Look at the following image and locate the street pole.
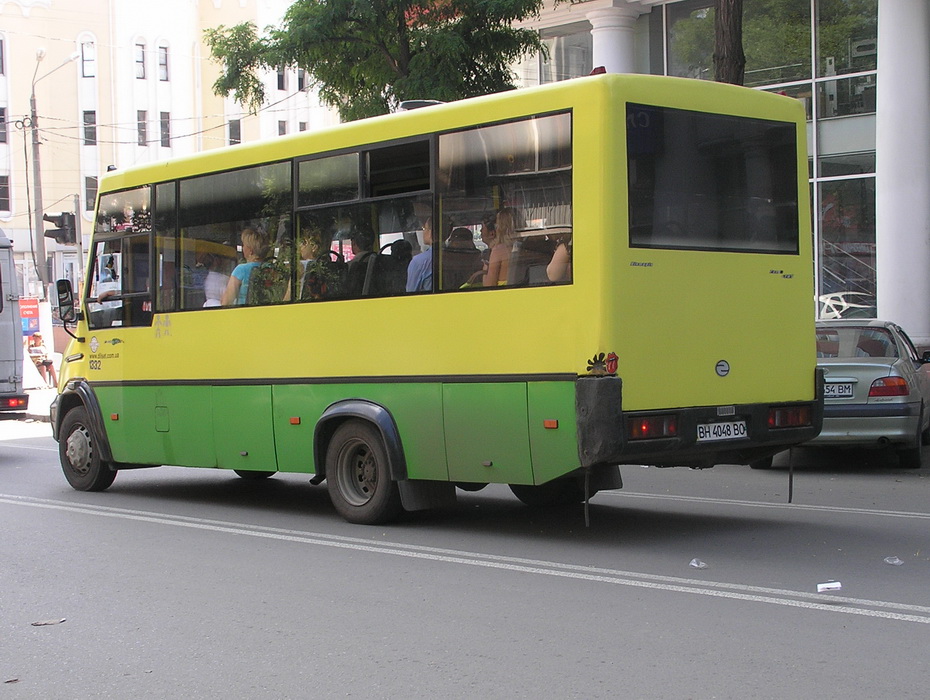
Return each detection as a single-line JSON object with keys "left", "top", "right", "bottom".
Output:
{"left": 30, "top": 90, "right": 47, "bottom": 295}
{"left": 73, "top": 193, "right": 84, "bottom": 294}
{"left": 29, "top": 49, "right": 81, "bottom": 299}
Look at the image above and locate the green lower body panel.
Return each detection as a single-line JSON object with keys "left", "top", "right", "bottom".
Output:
{"left": 92, "top": 378, "right": 581, "bottom": 486}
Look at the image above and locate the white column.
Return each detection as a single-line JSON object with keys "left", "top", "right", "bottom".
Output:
{"left": 586, "top": 7, "right": 639, "bottom": 74}
{"left": 875, "top": 0, "right": 930, "bottom": 343}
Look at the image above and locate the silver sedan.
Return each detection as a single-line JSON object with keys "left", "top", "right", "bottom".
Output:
{"left": 809, "top": 319, "right": 930, "bottom": 468}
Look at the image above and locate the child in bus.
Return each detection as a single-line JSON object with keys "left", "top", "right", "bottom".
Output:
{"left": 221, "top": 228, "right": 270, "bottom": 306}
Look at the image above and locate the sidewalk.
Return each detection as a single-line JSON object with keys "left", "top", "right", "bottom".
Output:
{"left": 24, "top": 387, "right": 56, "bottom": 423}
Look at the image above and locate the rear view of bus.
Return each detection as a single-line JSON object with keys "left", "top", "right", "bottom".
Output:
{"left": 599, "top": 77, "right": 821, "bottom": 469}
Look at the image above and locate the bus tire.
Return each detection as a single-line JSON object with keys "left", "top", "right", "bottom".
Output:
{"left": 59, "top": 406, "right": 116, "bottom": 492}
{"left": 509, "top": 479, "right": 586, "bottom": 507}
{"left": 326, "top": 419, "right": 402, "bottom": 525}
{"left": 233, "top": 470, "right": 275, "bottom": 480}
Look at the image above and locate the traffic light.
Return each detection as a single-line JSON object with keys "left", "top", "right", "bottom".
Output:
{"left": 43, "top": 212, "right": 76, "bottom": 245}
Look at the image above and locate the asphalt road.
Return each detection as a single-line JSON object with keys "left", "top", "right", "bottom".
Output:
{"left": 1, "top": 421, "right": 929, "bottom": 699}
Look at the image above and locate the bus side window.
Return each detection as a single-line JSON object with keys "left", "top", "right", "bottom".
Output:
{"left": 437, "top": 112, "right": 573, "bottom": 292}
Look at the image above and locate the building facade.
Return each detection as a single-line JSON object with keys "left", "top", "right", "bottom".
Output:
{"left": 1, "top": 0, "right": 926, "bottom": 343}
{"left": 0, "top": 0, "right": 336, "bottom": 300}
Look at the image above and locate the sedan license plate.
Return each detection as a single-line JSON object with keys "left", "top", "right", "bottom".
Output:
{"left": 697, "top": 421, "right": 747, "bottom": 442}
{"left": 824, "top": 382, "right": 854, "bottom": 398}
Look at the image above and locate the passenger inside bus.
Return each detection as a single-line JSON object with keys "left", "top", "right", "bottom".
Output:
{"left": 406, "top": 218, "right": 433, "bottom": 292}
{"left": 198, "top": 251, "right": 233, "bottom": 307}
{"left": 484, "top": 207, "right": 523, "bottom": 287}
{"left": 221, "top": 228, "right": 270, "bottom": 306}
{"left": 345, "top": 227, "right": 377, "bottom": 296}
{"left": 546, "top": 235, "right": 572, "bottom": 283}
{"left": 441, "top": 227, "right": 482, "bottom": 290}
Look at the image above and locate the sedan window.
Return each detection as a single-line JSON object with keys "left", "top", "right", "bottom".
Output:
{"left": 816, "top": 327, "right": 898, "bottom": 358}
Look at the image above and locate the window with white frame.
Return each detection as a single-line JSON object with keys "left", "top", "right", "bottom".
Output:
{"left": 160, "top": 112, "right": 170, "bottom": 147}
{"left": 137, "top": 110, "right": 147, "bottom": 146}
{"left": 81, "top": 41, "right": 96, "bottom": 78}
{"left": 158, "top": 46, "right": 169, "bottom": 81}
{"left": 135, "top": 43, "right": 146, "bottom": 79}
{"left": 0, "top": 176, "right": 10, "bottom": 212}
{"left": 83, "top": 111, "right": 97, "bottom": 146}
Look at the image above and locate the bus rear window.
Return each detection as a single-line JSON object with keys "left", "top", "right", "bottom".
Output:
{"left": 627, "top": 103, "right": 799, "bottom": 254}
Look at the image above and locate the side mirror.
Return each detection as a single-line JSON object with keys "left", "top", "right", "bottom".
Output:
{"left": 56, "top": 279, "right": 76, "bottom": 323}
{"left": 921, "top": 350, "right": 930, "bottom": 364}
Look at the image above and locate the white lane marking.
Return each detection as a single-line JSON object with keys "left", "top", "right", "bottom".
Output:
{"left": 602, "top": 491, "right": 930, "bottom": 521}
{"left": 3, "top": 494, "right": 929, "bottom": 625}
{"left": 0, "top": 442, "right": 58, "bottom": 452}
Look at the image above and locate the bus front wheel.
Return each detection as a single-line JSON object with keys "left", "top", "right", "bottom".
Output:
{"left": 326, "top": 420, "right": 402, "bottom": 525}
{"left": 59, "top": 406, "right": 116, "bottom": 492}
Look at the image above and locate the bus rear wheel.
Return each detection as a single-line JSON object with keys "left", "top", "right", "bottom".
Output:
{"left": 59, "top": 406, "right": 116, "bottom": 492}
{"left": 326, "top": 420, "right": 402, "bottom": 525}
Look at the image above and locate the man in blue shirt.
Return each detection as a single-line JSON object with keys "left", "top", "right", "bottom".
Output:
{"left": 405, "top": 218, "right": 433, "bottom": 292}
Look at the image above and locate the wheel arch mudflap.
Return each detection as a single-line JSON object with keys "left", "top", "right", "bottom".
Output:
{"left": 313, "top": 398, "right": 456, "bottom": 512}
{"left": 53, "top": 379, "right": 116, "bottom": 465}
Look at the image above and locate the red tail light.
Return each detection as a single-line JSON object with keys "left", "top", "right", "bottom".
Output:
{"left": 767, "top": 405, "right": 812, "bottom": 428}
{"left": 0, "top": 397, "right": 27, "bottom": 409}
{"left": 627, "top": 415, "right": 678, "bottom": 440}
{"left": 869, "top": 376, "right": 909, "bottom": 397}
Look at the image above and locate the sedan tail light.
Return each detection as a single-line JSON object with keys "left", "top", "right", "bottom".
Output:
{"left": 868, "top": 376, "right": 909, "bottom": 397}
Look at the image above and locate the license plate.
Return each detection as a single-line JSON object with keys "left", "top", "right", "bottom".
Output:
{"left": 824, "top": 382, "right": 854, "bottom": 398}
{"left": 697, "top": 421, "right": 747, "bottom": 442}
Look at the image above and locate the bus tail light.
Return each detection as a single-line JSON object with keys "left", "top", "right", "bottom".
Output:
{"left": 627, "top": 415, "right": 678, "bottom": 440}
{"left": 767, "top": 405, "right": 812, "bottom": 428}
{"left": 869, "top": 376, "right": 909, "bottom": 397}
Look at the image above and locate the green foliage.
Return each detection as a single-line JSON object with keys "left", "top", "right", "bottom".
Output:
{"left": 205, "top": 0, "right": 546, "bottom": 121}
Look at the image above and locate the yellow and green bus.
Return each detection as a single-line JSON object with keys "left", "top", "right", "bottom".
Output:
{"left": 52, "top": 74, "right": 822, "bottom": 524}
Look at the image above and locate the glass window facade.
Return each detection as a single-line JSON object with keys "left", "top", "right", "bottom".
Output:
{"left": 657, "top": 0, "right": 877, "bottom": 315}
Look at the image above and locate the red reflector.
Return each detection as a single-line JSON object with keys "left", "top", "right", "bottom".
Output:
{"left": 869, "top": 376, "right": 909, "bottom": 397}
{"left": 628, "top": 415, "right": 678, "bottom": 440}
{"left": 542, "top": 419, "right": 559, "bottom": 429}
{"left": 290, "top": 416, "right": 301, "bottom": 425}
{"left": 767, "top": 406, "right": 812, "bottom": 428}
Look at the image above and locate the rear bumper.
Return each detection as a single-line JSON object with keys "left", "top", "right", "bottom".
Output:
{"left": 808, "top": 401, "right": 920, "bottom": 447}
{"left": 0, "top": 393, "right": 29, "bottom": 420}
{"left": 576, "top": 370, "right": 824, "bottom": 468}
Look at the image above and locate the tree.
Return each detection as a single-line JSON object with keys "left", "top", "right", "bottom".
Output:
{"left": 205, "top": 0, "right": 547, "bottom": 122}
{"left": 713, "top": 0, "right": 745, "bottom": 85}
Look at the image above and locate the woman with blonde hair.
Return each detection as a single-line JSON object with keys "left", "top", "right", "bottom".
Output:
{"left": 483, "top": 207, "right": 524, "bottom": 287}
{"left": 221, "top": 228, "right": 270, "bottom": 306}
